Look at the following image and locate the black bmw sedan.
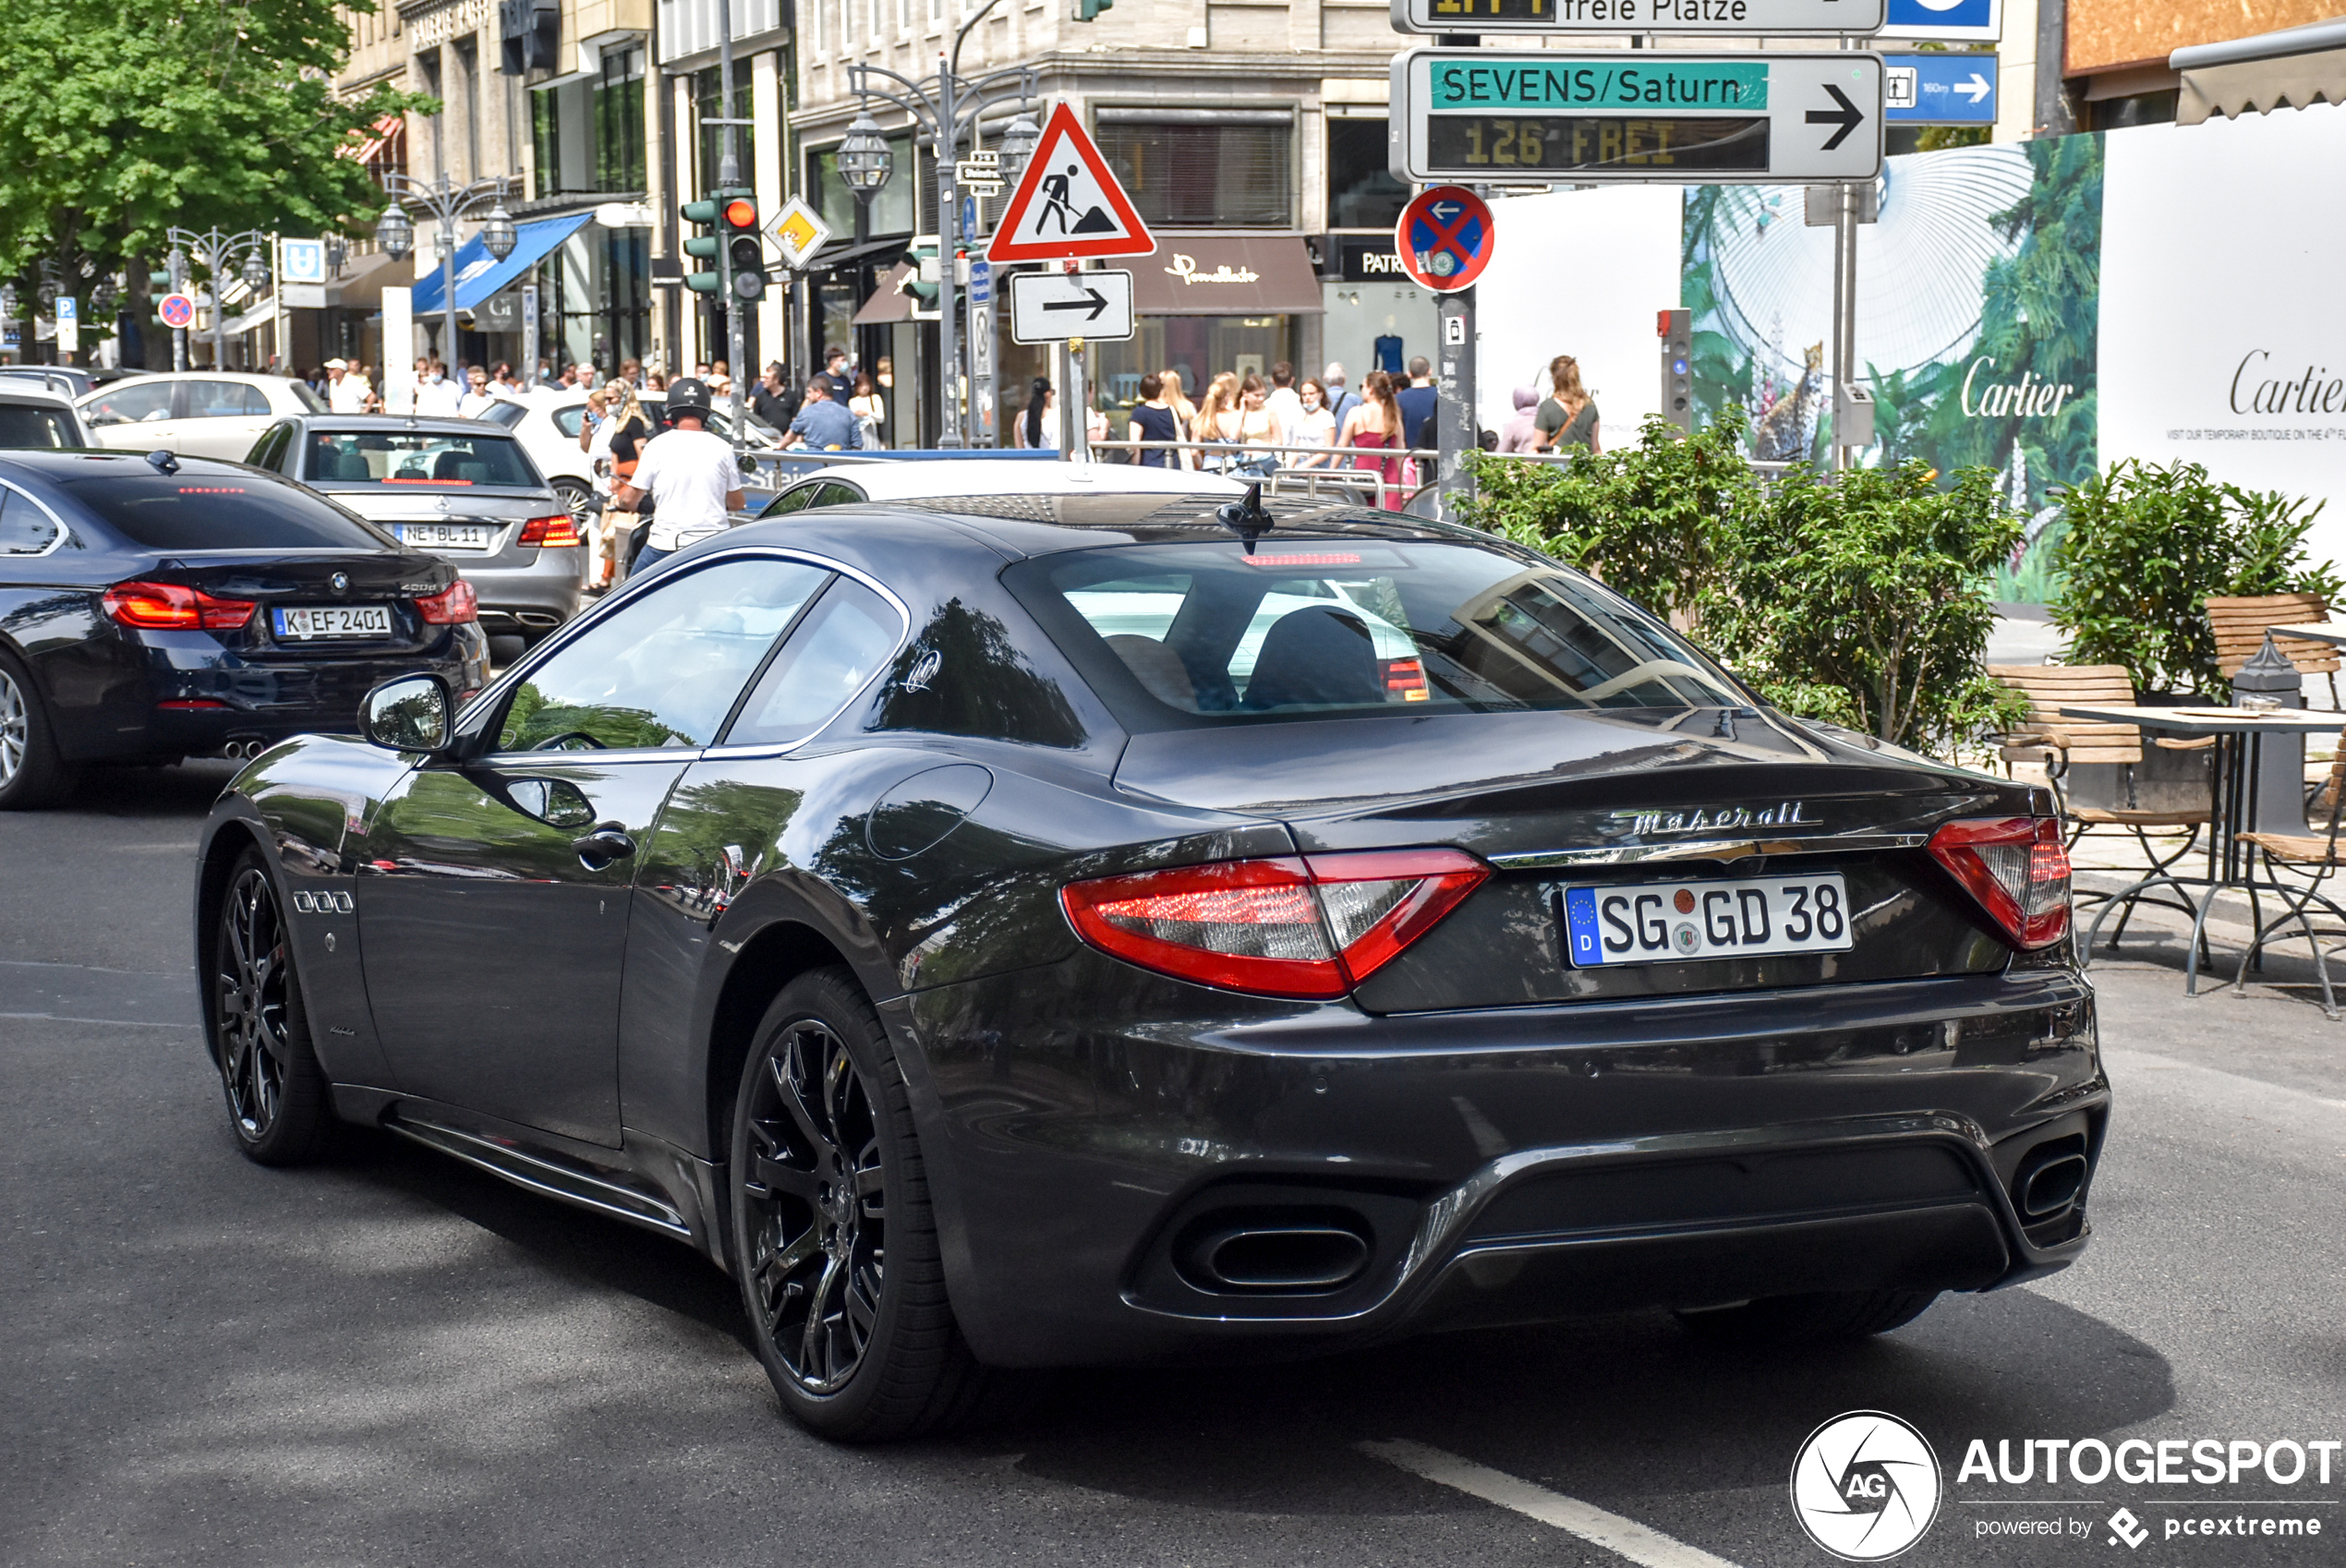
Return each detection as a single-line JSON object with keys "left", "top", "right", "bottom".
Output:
{"left": 194, "top": 494, "right": 2105, "bottom": 1441}
{"left": 0, "top": 449, "right": 491, "bottom": 807}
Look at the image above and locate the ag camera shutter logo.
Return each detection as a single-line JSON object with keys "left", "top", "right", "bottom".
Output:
{"left": 1791, "top": 1411, "right": 1942, "bottom": 1561}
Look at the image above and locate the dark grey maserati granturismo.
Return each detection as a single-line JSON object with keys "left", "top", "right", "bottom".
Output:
{"left": 193, "top": 489, "right": 2105, "bottom": 1441}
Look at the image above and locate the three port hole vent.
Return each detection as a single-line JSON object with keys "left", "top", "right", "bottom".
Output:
{"left": 1173, "top": 1208, "right": 1374, "bottom": 1295}
{"left": 2011, "top": 1133, "right": 2090, "bottom": 1224}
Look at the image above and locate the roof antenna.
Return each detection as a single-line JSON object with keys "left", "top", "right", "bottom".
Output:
{"left": 1215, "top": 482, "right": 1274, "bottom": 554}
{"left": 146, "top": 450, "right": 178, "bottom": 475}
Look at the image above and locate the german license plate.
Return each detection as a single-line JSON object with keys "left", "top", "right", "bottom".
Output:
{"left": 274, "top": 605, "right": 393, "bottom": 640}
{"left": 395, "top": 524, "right": 493, "bottom": 549}
{"left": 1560, "top": 874, "right": 1854, "bottom": 967}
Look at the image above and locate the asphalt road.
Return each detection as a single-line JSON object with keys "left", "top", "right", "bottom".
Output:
{"left": 5, "top": 761, "right": 2343, "bottom": 1568}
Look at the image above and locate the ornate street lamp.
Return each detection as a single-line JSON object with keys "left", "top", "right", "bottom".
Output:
{"left": 838, "top": 112, "right": 894, "bottom": 199}
{"left": 481, "top": 202, "right": 519, "bottom": 262}
{"left": 997, "top": 111, "right": 1041, "bottom": 189}
{"left": 241, "top": 250, "right": 270, "bottom": 291}
{"left": 323, "top": 235, "right": 348, "bottom": 276}
{"left": 375, "top": 201, "right": 415, "bottom": 261}
{"left": 0, "top": 283, "right": 16, "bottom": 320}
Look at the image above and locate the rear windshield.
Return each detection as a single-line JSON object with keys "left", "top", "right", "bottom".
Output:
{"left": 1011, "top": 539, "right": 1747, "bottom": 724}
{"left": 303, "top": 430, "right": 540, "bottom": 488}
{"left": 61, "top": 475, "right": 395, "bottom": 550}
{"left": 0, "top": 404, "right": 80, "bottom": 450}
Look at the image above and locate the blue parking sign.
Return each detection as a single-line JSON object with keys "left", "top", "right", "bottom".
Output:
{"left": 1885, "top": 53, "right": 1999, "bottom": 124}
{"left": 1883, "top": 0, "right": 2001, "bottom": 42}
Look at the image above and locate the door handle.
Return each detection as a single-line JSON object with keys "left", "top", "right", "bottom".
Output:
{"left": 570, "top": 826, "right": 635, "bottom": 869}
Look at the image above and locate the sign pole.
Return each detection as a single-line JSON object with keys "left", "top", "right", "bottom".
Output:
{"left": 1435, "top": 286, "right": 1474, "bottom": 516}
{"left": 1832, "top": 180, "right": 1857, "bottom": 470}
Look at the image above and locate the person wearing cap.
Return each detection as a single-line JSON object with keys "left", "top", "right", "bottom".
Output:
{"left": 611, "top": 376, "right": 743, "bottom": 577}
{"left": 325, "top": 359, "right": 366, "bottom": 415}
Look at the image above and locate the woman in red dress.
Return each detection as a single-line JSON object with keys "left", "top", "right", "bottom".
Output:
{"left": 1339, "top": 369, "right": 1406, "bottom": 509}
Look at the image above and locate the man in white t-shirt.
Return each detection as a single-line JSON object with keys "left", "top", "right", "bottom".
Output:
{"left": 1264, "top": 360, "right": 1304, "bottom": 449}
{"left": 414, "top": 357, "right": 463, "bottom": 417}
{"left": 612, "top": 378, "right": 742, "bottom": 576}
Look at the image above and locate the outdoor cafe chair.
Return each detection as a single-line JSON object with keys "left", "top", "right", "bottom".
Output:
{"left": 2233, "top": 727, "right": 2346, "bottom": 1020}
{"left": 1989, "top": 662, "right": 2213, "bottom": 954}
{"left": 2207, "top": 594, "right": 2338, "bottom": 708}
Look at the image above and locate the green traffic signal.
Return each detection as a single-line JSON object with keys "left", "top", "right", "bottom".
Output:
{"left": 682, "top": 193, "right": 726, "bottom": 295}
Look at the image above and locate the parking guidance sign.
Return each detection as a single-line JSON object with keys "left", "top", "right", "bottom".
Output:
{"left": 1391, "top": 49, "right": 1884, "bottom": 184}
{"left": 1391, "top": 0, "right": 1883, "bottom": 36}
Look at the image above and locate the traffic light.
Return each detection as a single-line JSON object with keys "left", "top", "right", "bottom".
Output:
{"left": 682, "top": 194, "right": 724, "bottom": 295}
{"left": 1658, "top": 308, "right": 1693, "bottom": 435}
{"left": 1071, "top": 0, "right": 1112, "bottom": 19}
{"left": 722, "top": 195, "right": 766, "bottom": 302}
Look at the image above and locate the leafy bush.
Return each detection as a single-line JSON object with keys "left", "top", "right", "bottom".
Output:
{"left": 1459, "top": 410, "right": 1760, "bottom": 626}
{"left": 1699, "top": 461, "right": 2027, "bottom": 753}
{"left": 2050, "top": 460, "right": 2340, "bottom": 697}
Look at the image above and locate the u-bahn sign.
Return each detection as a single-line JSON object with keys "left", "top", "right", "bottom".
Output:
{"left": 1390, "top": 49, "right": 1884, "bottom": 184}
{"left": 1391, "top": 0, "right": 1884, "bottom": 36}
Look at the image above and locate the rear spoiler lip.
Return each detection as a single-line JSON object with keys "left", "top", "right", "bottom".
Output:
{"left": 1488, "top": 830, "right": 1934, "bottom": 871}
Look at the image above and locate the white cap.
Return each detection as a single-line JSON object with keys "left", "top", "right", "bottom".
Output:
{"left": 323, "top": 357, "right": 348, "bottom": 369}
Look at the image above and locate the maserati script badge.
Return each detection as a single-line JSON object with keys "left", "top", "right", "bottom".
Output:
{"left": 1612, "top": 801, "right": 1813, "bottom": 837}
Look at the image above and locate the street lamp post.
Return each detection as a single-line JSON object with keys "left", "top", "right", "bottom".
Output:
{"left": 164, "top": 227, "right": 272, "bottom": 371}
{"left": 373, "top": 173, "right": 518, "bottom": 370}
{"left": 844, "top": 0, "right": 1036, "bottom": 448}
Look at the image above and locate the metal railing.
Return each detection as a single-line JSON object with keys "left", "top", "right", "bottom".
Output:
{"left": 1085, "top": 438, "right": 1444, "bottom": 512}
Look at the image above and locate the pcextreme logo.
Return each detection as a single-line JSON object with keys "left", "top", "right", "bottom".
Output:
{"left": 1792, "top": 1411, "right": 1944, "bottom": 1561}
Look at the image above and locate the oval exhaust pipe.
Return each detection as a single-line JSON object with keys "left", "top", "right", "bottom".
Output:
{"left": 2020, "top": 1153, "right": 2089, "bottom": 1219}
{"left": 1185, "top": 1224, "right": 1371, "bottom": 1293}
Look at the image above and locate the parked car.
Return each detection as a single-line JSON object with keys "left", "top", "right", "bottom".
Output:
{"left": 0, "top": 365, "right": 98, "bottom": 400}
{"left": 0, "top": 385, "right": 90, "bottom": 449}
{"left": 753, "top": 455, "right": 1244, "bottom": 518}
{"left": 480, "top": 391, "right": 781, "bottom": 522}
{"left": 243, "top": 415, "right": 585, "bottom": 644}
{"left": 194, "top": 492, "right": 2103, "bottom": 1442}
{"left": 77, "top": 372, "right": 327, "bottom": 461}
{"left": 0, "top": 449, "right": 490, "bottom": 808}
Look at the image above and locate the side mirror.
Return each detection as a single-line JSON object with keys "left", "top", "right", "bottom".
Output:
{"left": 360, "top": 673, "right": 453, "bottom": 754}
{"left": 740, "top": 452, "right": 759, "bottom": 474}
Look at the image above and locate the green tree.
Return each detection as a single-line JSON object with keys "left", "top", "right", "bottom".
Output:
{"left": 1459, "top": 409, "right": 1761, "bottom": 626}
{"left": 2050, "top": 459, "right": 2340, "bottom": 697}
{"left": 1699, "top": 461, "right": 2026, "bottom": 752}
{"left": 0, "top": 0, "right": 431, "bottom": 364}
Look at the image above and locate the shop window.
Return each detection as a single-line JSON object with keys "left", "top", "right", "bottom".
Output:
{"left": 597, "top": 47, "right": 647, "bottom": 193}
{"left": 1095, "top": 122, "right": 1292, "bottom": 229}
{"left": 531, "top": 47, "right": 643, "bottom": 197}
{"left": 1327, "top": 116, "right": 1408, "bottom": 231}
{"left": 805, "top": 136, "right": 928, "bottom": 240}
{"left": 696, "top": 67, "right": 755, "bottom": 187}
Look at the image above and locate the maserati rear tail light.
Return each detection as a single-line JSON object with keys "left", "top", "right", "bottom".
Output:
{"left": 415, "top": 579, "right": 478, "bottom": 624}
{"left": 102, "top": 580, "right": 256, "bottom": 631}
{"left": 1928, "top": 816, "right": 2071, "bottom": 949}
{"left": 517, "top": 514, "right": 580, "bottom": 547}
{"left": 1059, "top": 850, "right": 1489, "bottom": 999}
{"left": 1384, "top": 657, "right": 1430, "bottom": 702}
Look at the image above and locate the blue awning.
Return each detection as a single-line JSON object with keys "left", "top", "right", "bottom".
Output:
{"left": 410, "top": 211, "right": 593, "bottom": 316}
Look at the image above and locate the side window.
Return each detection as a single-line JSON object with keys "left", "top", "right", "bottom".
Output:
{"left": 0, "top": 488, "right": 62, "bottom": 555}
{"left": 811, "top": 482, "right": 865, "bottom": 508}
{"left": 723, "top": 580, "right": 902, "bottom": 748}
{"left": 83, "top": 381, "right": 175, "bottom": 427}
{"left": 246, "top": 422, "right": 293, "bottom": 469}
{"left": 239, "top": 384, "right": 273, "bottom": 416}
{"left": 188, "top": 381, "right": 253, "bottom": 418}
{"left": 757, "top": 484, "right": 820, "bottom": 518}
{"left": 497, "top": 559, "right": 832, "bottom": 753}
{"left": 552, "top": 406, "right": 586, "bottom": 439}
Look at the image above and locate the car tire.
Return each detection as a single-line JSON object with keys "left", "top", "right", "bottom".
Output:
{"left": 212, "top": 850, "right": 336, "bottom": 1166}
{"left": 729, "top": 966, "right": 1007, "bottom": 1442}
{"left": 551, "top": 476, "right": 594, "bottom": 524}
{"left": 1675, "top": 1289, "right": 1941, "bottom": 1345}
{"left": 0, "top": 646, "right": 79, "bottom": 810}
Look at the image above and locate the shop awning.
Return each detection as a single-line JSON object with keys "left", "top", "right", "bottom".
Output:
{"left": 1128, "top": 236, "right": 1324, "bottom": 317}
{"left": 2174, "top": 18, "right": 2346, "bottom": 125}
{"left": 411, "top": 212, "right": 593, "bottom": 316}
{"left": 325, "top": 249, "right": 402, "bottom": 311}
{"left": 342, "top": 114, "right": 405, "bottom": 164}
{"left": 852, "top": 262, "right": 918, "bottom": 325}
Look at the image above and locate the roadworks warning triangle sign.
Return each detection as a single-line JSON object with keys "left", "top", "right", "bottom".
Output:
{"left": 986, "top": 103, "right": 1155, "bottom": 264}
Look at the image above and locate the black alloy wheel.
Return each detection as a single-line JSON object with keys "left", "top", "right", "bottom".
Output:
{"left": 0, "top": 648, "right": 78, "bottom": 810}
{"left": 730, "top": 968, "right": 1001, "bottom": 1441}
{"left": 212, "top": 851, "right": 333, "bottom": 1164}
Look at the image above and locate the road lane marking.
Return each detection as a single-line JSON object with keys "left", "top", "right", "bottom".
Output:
{"left": 1359, "top": 1439, "right": 1742, "bottom": 1568}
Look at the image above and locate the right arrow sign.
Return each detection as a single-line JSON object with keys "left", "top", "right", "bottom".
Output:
{"left": 1009, "top": 269, "right": 1136, "bottom": 344}
{"left": 1390, "top": 50, "right": 1884, "bottom": 184}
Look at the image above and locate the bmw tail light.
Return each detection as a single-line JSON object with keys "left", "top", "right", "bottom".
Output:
{"left": 1059, "top": 850, "right": 1489, "bottom": 999}
{"left": 415, "top": 579, "right": 478, "bottom": 624}
{"left": 517, "top": 514, "right": 580, "bottom": 547}
{"left": 102, "top": 579, "right": 256, "bottom": 631}
{"left": 1927, "top": 817, "right": 2071, "bottom": 949}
